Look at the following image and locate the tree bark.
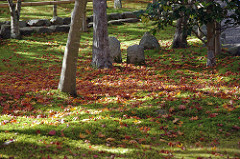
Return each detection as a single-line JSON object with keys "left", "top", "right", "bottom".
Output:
{"left": 214, "top": 22, "right": 221, "bottom": 56}
{"left": 58, "top": 0, "right": 87, "bottom": 96}
{"left": 206, "top": 0, "right": 216, "bottom": 67}
{"left": 82, "top": 0, "right": 88, "bottom": 32}
{"left": 206, "top": 21, "right": 216, "bottom": 67}
{"left": 7, "top": 0, "right": 21, "bottom": 39}
{"left": 92, "top": 0, "right": 112, "bottom": 69}
{"left": 172, "top": 16, "right": 188, "bottom": 48}
{"left": 114, "top": 0, "right": 122, "bottom": 9}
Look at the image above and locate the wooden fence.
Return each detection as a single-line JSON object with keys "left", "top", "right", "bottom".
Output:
{"left": 0, "top": 0, "right": 92, "bottom": 8}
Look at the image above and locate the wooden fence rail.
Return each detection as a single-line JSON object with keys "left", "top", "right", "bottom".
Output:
{"left": 0, "top": 0, "right": 92, "bottom": 8}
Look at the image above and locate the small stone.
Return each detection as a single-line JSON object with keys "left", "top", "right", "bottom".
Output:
{"left": 109, "top": 36, "right": 122, "bottom": 63}
{"left": 139, "top": 32, "right": 160, "bottom": 50}
{"left": 127, "top": 44, "right": 145, "bottom": 65}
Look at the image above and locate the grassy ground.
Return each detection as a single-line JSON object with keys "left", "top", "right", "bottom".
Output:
{"left": 1, "top": 1, "right": 240, "bottom": 159}
{"left": 0, "top": 0, "right": 150, "bottom": 21}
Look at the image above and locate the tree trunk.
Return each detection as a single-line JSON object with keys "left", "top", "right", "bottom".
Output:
{"left": 7, "top": 0, "right": 21, "bottom": 39}
{"left": 206, "top": 0, "right": 216, "bottom": 67}
{"left": 82, "top": 0, "right": 88, "bottom": 32}
{"left": 214, "top": 22, "right": 221, "bottom": 56}
{"left": 114, "top": 0, "right": 122, "bottom": 9}
{"left": 92, "top": 0, "right": 112, "bottom": 69}
{"left": 206, "top": 21, "right": 216, "bottom": 67}
{"left": 58, "top": 0, "right": 87, "bottom": 96}
{"left": 172, "top": 16, "right": 188, "bottom": 48}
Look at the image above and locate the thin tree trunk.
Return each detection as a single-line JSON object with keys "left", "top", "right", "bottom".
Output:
{"left": 7, "top": 0, "right": 21, "bottom": 39}
{"left": 58, "top": 0, "right": 87, "bottom": 96}
{"left": 82, "top": 0, "right": 88, "bottom": 32}
{"left": 206, "top": 21, "right": 216, "bottom": 67}
{"left": 92, "top": 0, "right": 112, "bottom": 69}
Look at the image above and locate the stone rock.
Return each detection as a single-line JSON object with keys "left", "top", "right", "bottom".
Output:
{"left": 109, "top": 36, "right": 122, "bottom": 63}
{"left": 35, "top": 27, "right": 53, "bottom": 34}
{"left": 87, "top": 22, "right": 93, "bottom": 28}
{"left": 139, "top": 32, "right": 160, "bottom": 50}
{"left": 107, "top": 13, "right": 122, "bottom": 21}
{"left": 224, "top": 44, "right": 240, "bottom": 56}
{"left": 0, "top": 25, "right": 11, "bottom": 39}
{"left": 27, "top": 19, "right": 51, "bottom": 26}
{"left": 50, "top": 16, "right": 63, "bottom": 25}
{"left": 132, "top": 10, "right": 142, "bottom": 18}
{"left": 50, "top": 25, "right": 70, "bottom": 33}
{"left": 20, "top": 27, "right": 36, "bottom": 36}
{"left": 63, "top": 17, "right": 71, "bottom": 25}
{"left": 108, "top": 20, "right": 124, "bottom": 25}
{"left": 19, "top": 20, "right": 27, "bottom": 28}
{"left": 121, "top": 12, "right": 137, "bottom": 19}
{"left": 118, "top": 18, "right": 140, "bottom": 23}
{"left": 87, "top": 16, "right": 93, "bottom": 23}
{"left": 127, "top": 44, "right": 145, "bottom": 65}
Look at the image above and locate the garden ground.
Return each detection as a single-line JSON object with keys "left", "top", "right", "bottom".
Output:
{"left": 0, "top": 0, "right": 240, "bottom": 158}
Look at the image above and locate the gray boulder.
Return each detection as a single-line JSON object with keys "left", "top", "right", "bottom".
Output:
{"left": 50, "top": 16, "right": 63, "bottom": 25}
{"left": 27, "top": 19, "right": 51, "bottom": 26}
{"left": 0, "top": 25, "right": 11, "bottom": 39}
{"left": 119, "top": 18, "right": 140, "bottom": 23}
{"left": 63, "top": 17, "right": 71, "bottom": 25}
{"left": 109, "top": 36, "right": 122, "bottom": 63}
{"left": 224, "top": 44, "right": 240, "bottom": 56}
{"left": 87, "top": 16, "right": 93, "bottom": 23}
{"left": 127, "top": 44, "right": 145, "bottom": 65}
{"left": 49, "top": 25, "right": 70, "bottom": 33}
{"left": 19, "top": 20, "right": 27, "bottom": 28}
{"left": 121, "top": 12, "right": 137, "bottom": 19}
{"left": 20, "top": 27, "right": 36, "bottom": 36}
{"left": 108, "top": 20, "right": 124, "bottom": 25}
{"left": 139, "top": 32, "right": 160, "bottom": 50}
{"left": 35, "top": 27, "right": 53, "bottom": 34}
{"left": 107, "top": 13, "right": 122, "bottom": 21}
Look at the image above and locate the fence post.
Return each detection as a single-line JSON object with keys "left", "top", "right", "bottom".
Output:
{"left": 53, "top": 0, "right": 57, "bottom": 17}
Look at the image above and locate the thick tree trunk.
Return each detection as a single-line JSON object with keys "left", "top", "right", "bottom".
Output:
{"left": 92, "top": 0, "right": 112, "bottom": 69}
{"left": 114, "top": 0, "right": 122, "bottom": 9}
{"left": 7, "top": 0, "right": 21, "bottom": 39}
{"left": 58, "top": 0, "right": 87, "bottom": 96}
{"left": 172, "top": 16, "right": 188, "bottom": 48}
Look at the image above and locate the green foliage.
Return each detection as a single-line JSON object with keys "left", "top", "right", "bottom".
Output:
{"left": 142, "top": 0, "right": 240, "bottom": 35}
